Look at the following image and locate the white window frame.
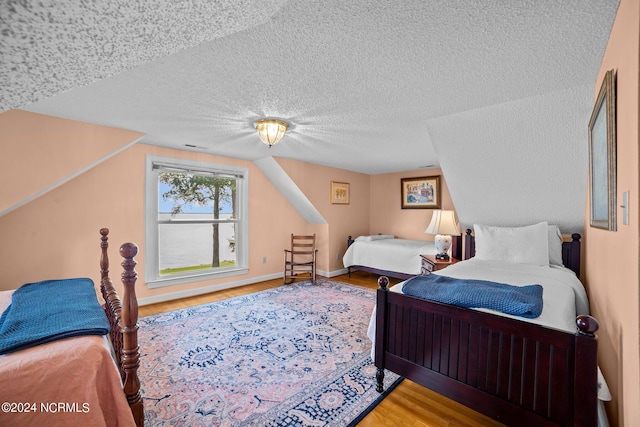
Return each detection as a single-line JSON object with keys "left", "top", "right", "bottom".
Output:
{"left": 145, "top": 155, "right": 249, "bottom": 288}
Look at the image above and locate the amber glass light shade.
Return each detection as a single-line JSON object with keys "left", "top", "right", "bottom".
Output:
{"left": 254, "top": 119, "right": 289, "bottom": 146}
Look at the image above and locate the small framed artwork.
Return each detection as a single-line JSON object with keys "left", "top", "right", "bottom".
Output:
{"left": 588, "top": 69, "right": 617, "bottom": 231}
{"left": 330, "top": 181, "right": 350, "bottom": 204}
{"left": 401, "top": 175, "right": 441, "bottom": 209}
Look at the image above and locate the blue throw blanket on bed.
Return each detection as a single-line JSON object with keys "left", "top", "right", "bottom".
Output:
{"left": 0, "top": 278, "right": 109, "bottom": 354}
{"left": 402, "top": 274, "right": 543, "bottom": 318}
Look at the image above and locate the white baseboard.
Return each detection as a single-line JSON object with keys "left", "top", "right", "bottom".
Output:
{"left": 138, "top": 268, "right": 351, "bottom": 306}
{"left": 138, "top": 272, "right": 282, "bottom": 306}
{"left": 321, "top": 268, "right": 349, "bottom": 277}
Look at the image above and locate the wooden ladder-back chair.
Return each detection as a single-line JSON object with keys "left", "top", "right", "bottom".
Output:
{"left": 284, "top": 234, "right": 317, "bottom": 284}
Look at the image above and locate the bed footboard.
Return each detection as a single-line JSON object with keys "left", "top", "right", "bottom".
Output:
{"left": 374, "top": 277, "right": 598, "bottom": 427}
{"left": 99, "top": 229, "right": 144, "bottom": 427}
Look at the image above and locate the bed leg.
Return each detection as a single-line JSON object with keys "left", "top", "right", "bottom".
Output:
{"left": 375, "top": 276, "right": 390, "bottom": 394}
{"left": 376, "top": 367, "right": 385, "bottom": 393}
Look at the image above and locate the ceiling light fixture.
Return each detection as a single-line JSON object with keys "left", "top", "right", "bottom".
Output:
{"left": 254, "top": 119, "right": 289, "bottom": 147}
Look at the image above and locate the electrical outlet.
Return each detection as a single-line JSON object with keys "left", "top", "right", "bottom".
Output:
{"left": 263, "top": 256, "right": 267, "bottom": 264}
{"left": 336, "top": 253, "right": 340, "bottom": 260}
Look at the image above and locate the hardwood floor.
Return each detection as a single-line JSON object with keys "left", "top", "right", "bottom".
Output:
{"left": 139, "top": 271, "right": 503, "bottom": 427}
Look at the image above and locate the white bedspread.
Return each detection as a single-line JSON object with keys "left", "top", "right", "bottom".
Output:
{"left": 366, "top": 258, "right": 611, "bottom": 404}
{"left": 427, "top": 258, "right": 589, "bottom": 331}
{"left": 343, "top": 238, "right": 437, "bottom": 275}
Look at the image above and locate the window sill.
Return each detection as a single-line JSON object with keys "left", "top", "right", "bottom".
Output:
{"left": 146, "top": 266, "right": 249, "bottom": 289}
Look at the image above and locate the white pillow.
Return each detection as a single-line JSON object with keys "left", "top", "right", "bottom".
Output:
{"left": 547, "top": 225, "right": 564, "bottom": 266}
{"left": 371, "top": 234, "right": 394, "bottom": 241}
{"left": 473, "top": 222, "right": 549, "bottom": 267}
{"left": 355, "top": 234, "right": 394, "bottom": 242}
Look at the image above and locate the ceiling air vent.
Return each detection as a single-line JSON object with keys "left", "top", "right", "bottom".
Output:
{"left": 184, "top": 144, "right": 208, "bottom": 150}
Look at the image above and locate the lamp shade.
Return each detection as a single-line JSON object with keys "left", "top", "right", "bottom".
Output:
{"left": 254, "top": 119, "right": 288, "bottom": 147}
{"left": 425, "top": 210, "right": 461, "bottom": 236}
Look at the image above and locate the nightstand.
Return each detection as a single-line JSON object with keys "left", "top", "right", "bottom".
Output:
{"left": 420, "top": 254, "right": 460, "bottom": 274}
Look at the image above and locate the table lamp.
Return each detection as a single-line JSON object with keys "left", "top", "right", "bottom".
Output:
{"left": 425, "top": 210, "right": 461, "bottom": 260}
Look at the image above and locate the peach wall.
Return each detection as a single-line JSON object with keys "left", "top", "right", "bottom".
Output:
{"left": 276, "top": 157, "right": 372, "bottom": 272}
{"left": 370, "top": 168, "right": 457, "bottom": 240}
{"left": 0, "top": 141, "right": 314, "bottom": 301}
{"left": 583, "top": 1, "right": 640, "bottom": 425}
{"left": 0, "top": 110, "right": 317, "bottom": 299}
{"left": 0, "top": 110, "right": 142, "bottom": 215}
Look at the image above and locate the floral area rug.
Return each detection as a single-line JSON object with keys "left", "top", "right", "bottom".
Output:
{"left": 139, "top": 279, "right": 401, "bottom": 426}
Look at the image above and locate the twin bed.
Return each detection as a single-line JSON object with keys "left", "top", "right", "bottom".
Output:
{"left": 0, "top": 229, "right": 143, "bottom": 427}
{"left": 370, "top": 223, "right": 604, "bottom": 427}
{"left": 344, "top": 234, "right": 462, "bottom": 279}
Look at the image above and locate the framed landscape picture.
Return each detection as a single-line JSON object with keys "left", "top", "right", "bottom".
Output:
{"left": 330, "top": 181, "right": 350, "bottom": 204}
{"left": 588, "top": 69, "right": 617, "bottom": 231}
{"left": 401, "top": 175, "right": 441, "bottom": 209}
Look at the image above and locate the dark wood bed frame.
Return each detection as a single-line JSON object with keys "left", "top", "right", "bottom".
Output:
{"left": 375, "top": 229, "right": 599, "bottom": 427}
{"left": 346, "top": 235, "right": 463, "bottom": 280}
{"left": 99, "top": 228, "right": 144, "bottom": 427}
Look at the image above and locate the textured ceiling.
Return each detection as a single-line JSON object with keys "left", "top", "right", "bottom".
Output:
{"left": 1, "top": 0, "right": 619, "bottom": 231}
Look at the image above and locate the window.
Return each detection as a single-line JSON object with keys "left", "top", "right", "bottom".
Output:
{"left": 145, "top": 155, "right": 249, "bottom": 287}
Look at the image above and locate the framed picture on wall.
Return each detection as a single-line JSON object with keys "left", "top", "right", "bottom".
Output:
{"left": 401, "top": 175, "right": 441, "bottom": 209}
{"left": 588, "top": 69, "right": 617, "bottom": 231}
{"left": 330, "top": 181, "right": 350, "bottom": 204}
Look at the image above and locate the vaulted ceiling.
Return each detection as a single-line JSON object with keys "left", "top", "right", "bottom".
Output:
{"left": 1, "top": 0, "right": 619, "bottom": 231}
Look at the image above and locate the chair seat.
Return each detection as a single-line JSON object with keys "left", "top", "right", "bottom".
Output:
{"left": 285, "top": 260, "right": 314, "bottom": 265}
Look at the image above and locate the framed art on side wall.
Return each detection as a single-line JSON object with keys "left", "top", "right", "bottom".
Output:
{"left": 401, "top": 175, "right": 441, "bottom": 209}
{"left": 588, "top": 69, "right": 617, "bottom": 231}
{"left": 330, "top": 181, "right": 350, "bottom": 204}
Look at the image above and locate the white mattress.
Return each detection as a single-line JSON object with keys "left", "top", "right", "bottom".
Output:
{"left": 343, "top": 238, "right": 437, "bottom": 275}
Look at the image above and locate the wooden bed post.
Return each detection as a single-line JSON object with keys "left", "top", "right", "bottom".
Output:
{"left": 574, "top": 314, "right": 599, "bottom": 427}
{"left": 463, "top": 228, "right": 474, "bottom": 260}
{"left": 99, "top": 229, "right": 144, "bottom": 427}
{"left": 120, "top": 242, "right": 144, "bottom": 427}
{"left": 375, "top": 276, "right": 390, "bottom": 393}
{"left": 563, "top": 233, "right": 582, "bottom": 277}
{"left": 450, "top": 234, "right": 462, "bottom": 260}
{"left": 346, "top": 236, "right": 354, "bottom": 277}
{"left": 100, "top": 229, "right": 124, "bottom": 374}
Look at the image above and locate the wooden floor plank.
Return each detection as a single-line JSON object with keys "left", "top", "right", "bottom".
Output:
{"left": 138, "top": 271, "right": 503, "bottom": 427}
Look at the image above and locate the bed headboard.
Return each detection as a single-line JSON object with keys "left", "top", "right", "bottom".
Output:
{"left": 463, "top": 228, "right": 582, "bottom": 276}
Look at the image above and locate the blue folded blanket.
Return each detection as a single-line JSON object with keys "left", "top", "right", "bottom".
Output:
{"left": 0, "top": 278, "right": 110, "bottom": 354}
{"left": 402, "top": 274, "right": 543, "bottom": 318}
